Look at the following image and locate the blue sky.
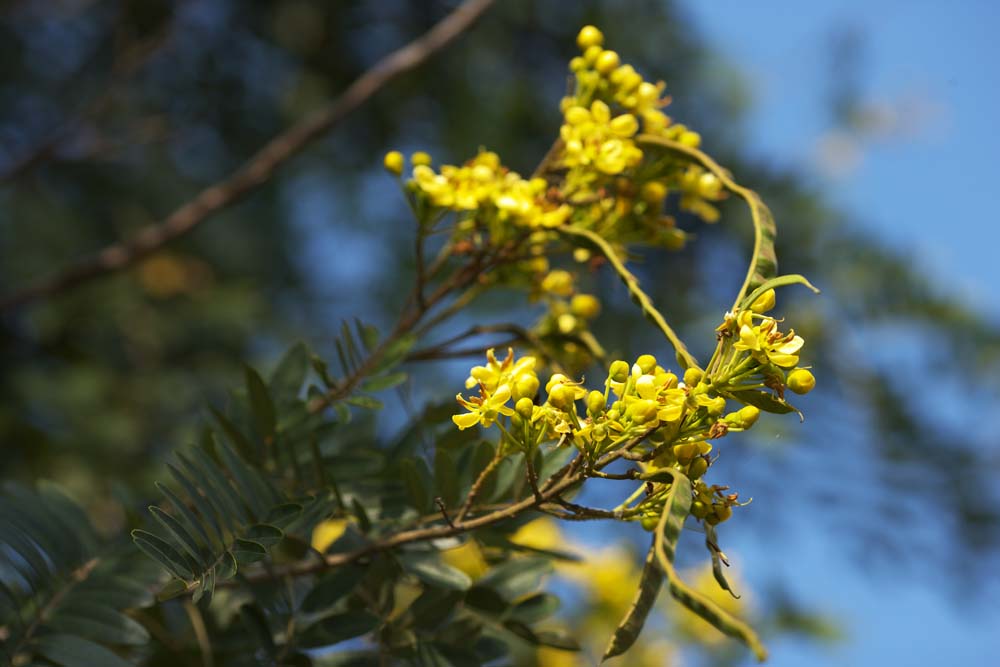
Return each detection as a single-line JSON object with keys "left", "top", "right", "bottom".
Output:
{"left": 683, "top": 0, "right": 1000, "bottom": 319}
{"left": 669, "top": 2, "right": 1000, "bottom": 663}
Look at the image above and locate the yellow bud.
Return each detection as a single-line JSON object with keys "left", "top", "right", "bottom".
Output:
{"left": 627, "top": 399, "right": 658, "bottom": 424}
{"left": 673, "top": 443, "right": 696, "bottom": 464}
{"left": 605, "top": 409, "right": 620, "bottom": 422}
{"left": 640, "top": 181, "right": 668, "bottom": 204}
{"left": 557, "top": 313, "right": 577, "bottom": 334}
{"left": 679, "top": 130, "right": 701, "bottom": 147}
{"left": 540, "top": 270, "right": 574, "bottom": 297}
{"left": 573, "top": 248, "right": 591, "bottom": 263}
{"left": 688, "top": 457, "right": 708, "bottom": 479}
{"left": 586, "top": 390, "right": 606, "bottom": 416}
{"left": 512, "top": 374, "right": 539, "bottom": 401}
{"left": 787, "top": 368, "right": 816, "bottom": 395}
{"left": 705, "top": 396, "right": 726, "bottom": 416}
{"left": 570, "top": 294, "right": 601, "bottom": 320}
{"left": 663, "top": 227, "right": 686, "bottom": 251}
{"left": 548, "top": 384, "right": 576, "bottom": 410}
{"left": 683, "top": 367, "right": 704, "bottom": 387}
{"left": 595, "top": 50, "right": 620, "bottom": 74}
{"left": 515, "top": 397, "right": 534, "bottom": 419}
{"left": 636, "top": 354, "right": 657, "bottom": 375}
{"left": 577, "top": 25, "right": 604, "bottom": 50}
{"left": 738, "top": 405, "right": 760, "bottom": 428}
{"left": 411, "top": 151, "right": 432, "bottom": 167}
{"left": 714, "top": 504, "right": 733, "bottom": 524}
{"left": 383, "top": 150, "right": 404, "bottom": 175}
{"left": 608, "top": 360, "right": 630, "bottom": 382}
{"left": 691, "top": 501, "right": 709, "bottom": 519}
{"left": 697, "top": 172, "right": 721, "bottom": 199}
{"left": 750, "top": 288, "right": 776, "bottom": 314}
{"left": 583, "top": 45, "right": 603, "bottom": 65}
{"left": 569, "top": 56, "right": 586, "bottom": 72}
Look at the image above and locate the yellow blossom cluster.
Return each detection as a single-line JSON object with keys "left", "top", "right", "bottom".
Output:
{"left": 407, "top": 150, "right": 572, "bottom": 229}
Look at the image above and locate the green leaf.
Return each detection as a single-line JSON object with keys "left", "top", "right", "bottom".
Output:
{"left": 434, "top": 448, "right": 459, "bottom": 507}
{"left": 215, "top": 551, "right": 238, "bottom": 581}
{"left": 232, "top": 538, "right": 267, "bottom": 565}
{"left": 361, "top": 372, "right": 408, "bottom": 393}
{"left": 300, "top": 611, "right": 381, "bottom": 648}
{"left": 508, "top": 592, "right": 560, "bottom": 624}
{"left": 246, "top": 524, "right": 284, "bottom": 547}
{"left": 350, "top": 498, "right": 371, "bottom": 534}
{"left": 729, "top": 389, "right": 800, "bottom": 417}
{"left": 156, "top": 578, "right": 190, "bottom": 601}
{"left": 209, "top": 407, "right": 257, "bottom": 461}
{"left": 270, "top": 342, "right": 309, "bottom": 404}
{"left": 355, "top": 319, "right": 381, "bottom": 352}
{"left": 475, "top": 557, "right": 551, "bottom": 601}
{"left": 602, "top": 545, "right": 663, "bottom": 661}
{"left": 34, "top": 634, "right": 133, "bottom": 667}
{"left": 245, "top": 365, "right": 277, "bottom": 439}
{"left": 48, "top": 602, "right": 150, "bottom": 646}
{"left": 650, "top": 469, "right": 767, "bottom": 661}
{"left": 132, "top": 529, "right": 194, "bottom": 579}
{"left": 311, "top": 354, "right": 338, "bottom": 389}
{"left": 400, "top": 552, "right": 472, "bottom": 591}
{"left": 739, "top": 274, "right": 820, "bottom": 312}
{"left": 148, "top": 506, "right": 205, "bottom": 565}
{"left": 346, "top": 395, "right": 383, "bottom": 411}
{"left": 265, "top": 502, "right": 304, "bottom": 527}
{"left": 372, "top": 333, "right": 417, "bottom": 374}
{"left": 400, "top": 458, "right": 432, "bottom": 514}
{"left": 301, "top": 564, "right": 365, "bottom": 613}
{"left": 503, "top": 621, "right": 580, "bottom": 651}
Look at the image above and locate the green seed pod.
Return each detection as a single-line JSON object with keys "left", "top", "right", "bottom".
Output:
{"left": 641, "top": 514, "right": 659, "bottom": 531}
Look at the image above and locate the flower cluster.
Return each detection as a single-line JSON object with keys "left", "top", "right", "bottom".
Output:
{"left": 395, "top": 149, "right": 572, "bottom": 230}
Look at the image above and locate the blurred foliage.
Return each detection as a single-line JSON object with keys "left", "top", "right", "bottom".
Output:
{"left": 1, "top": 0, "right": 999, "bottom": 665}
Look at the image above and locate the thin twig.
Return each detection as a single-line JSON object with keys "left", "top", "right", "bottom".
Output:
{"left": 0, "top": 0, "right": 496, "bottom": 312}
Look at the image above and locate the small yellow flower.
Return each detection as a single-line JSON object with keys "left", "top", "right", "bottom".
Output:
{"left": 733, "top": 314, "right": 804, "bottom": 368}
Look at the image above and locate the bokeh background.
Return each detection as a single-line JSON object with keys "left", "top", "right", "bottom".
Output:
{"left": 2, "top": 1, "right": 998, "bottom": 665}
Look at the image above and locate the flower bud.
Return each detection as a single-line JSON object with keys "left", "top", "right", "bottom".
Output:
{"left": 586, "top": 390, "right": 606, "bottom": 416}
{"left": 691, "top": 501, "right": 709, "bottom": 519}
{"left": 557, "top": 313, "right": 577, "bottom": 334}
{"left": 704, "top": 396, "right": 726, "bottom": 416}
{"left": 627, "top": 399, "right": 658, "bottom": 424}
{"left": 683, "top": 367, "right": 704, "bottom": 387}
{"left": 540, "top": 270, "right": 574, "bottom": 297}
{"left": 750, "top": 288, "right": 776, "bottom": 314}
{"left": 547, "top": 383, "right": 576, "bottom": 410}
{"left": 673, "top": 443, "right": 696, "bottom": 464}
{"left": 545, "top": 373, "right": 569, "bottom": 393}
{"left": 636, "top": 354, "right": 657, "bottom": 375}
{"left": 515, "top": 397, "right": 534, "bottom": 419}
{"left": 635, "top": 374, "right": 658, "bottom": 400}
{"left": 697, "top": 172, "right": 721, "bottom": 199}
{"left": 583, "top": 45, "right": 603, "bottom": 65}
{"left": 738, "top": 405, "right": 760, "bottom": 428}
{"left": 595, "top": 50, "right": 620, "bottom": 74}
{"left": 608, "top": 360, "right": 630, "bottom": 382}
{"left": 688, "top": 457, "right": 708, "bottom": 479}
{"left": 605, "top": 409, "right": 620, "bottom": 422}
{"left": 383, "top": 151, "right": 404, "bottom": 175}
{"left": 576, "top": 25, "right": 604, "bottom": 50}
{"left": 570, "top": 294, "right": 601, "bottom": 320}
{"left": 411, "top": 151, "right": 432, "bottom": 167}
{"left": 787, "top": 368, "right": 816, "bottom": 395}
{"left": 512, "top": 374, "right": 539, "bottom": 401}
{"left": 640, "top": 181, "right": 668, "bottom": 204}
{"left": 640, "top": 514, "right": 659, "bottom": 531}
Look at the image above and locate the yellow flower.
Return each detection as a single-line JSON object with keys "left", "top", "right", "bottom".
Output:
{"left": 733, "top": 313, "right": 804, "bottom": 368}
{"left": 452, "top": 383, "right": 514, "bottom": 430}
{"left": 311, "top": 519, "right": 347, "bottom": 552}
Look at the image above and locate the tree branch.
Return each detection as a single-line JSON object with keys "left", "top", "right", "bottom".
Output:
{"left": 0, "top": 0, "right": 496, "bottom": 312}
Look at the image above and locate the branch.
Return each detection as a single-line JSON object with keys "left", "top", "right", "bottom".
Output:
{"left": 0, "top": 0, "right": 496, "bottom": 312}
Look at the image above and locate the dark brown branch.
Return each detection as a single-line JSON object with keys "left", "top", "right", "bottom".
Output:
{"left": 0, "top": 0, "right": 496, "bottom": 312}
